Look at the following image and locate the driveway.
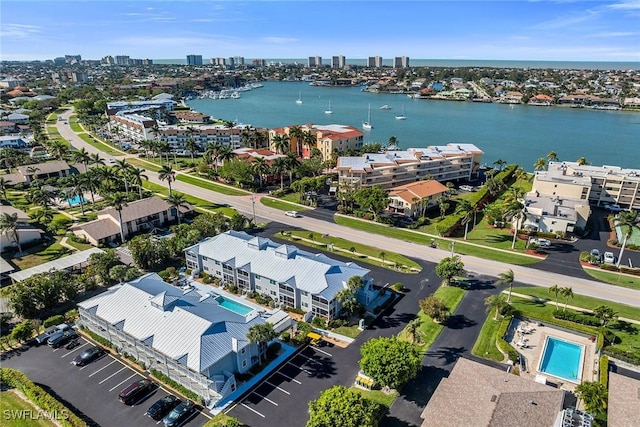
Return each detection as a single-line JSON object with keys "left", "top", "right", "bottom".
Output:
{"left": 2, "top": 337, "right": 209, "bottom": 427}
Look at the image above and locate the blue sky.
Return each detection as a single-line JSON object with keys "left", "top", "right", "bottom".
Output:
{"left": 1, "top": 0, "right": 639, "bottom": 62}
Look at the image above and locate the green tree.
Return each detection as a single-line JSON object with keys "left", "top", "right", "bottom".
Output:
{"left": 406, "top": 318, "right": 422, "bottom": 343}
{"left": 270, "top": 157, "right": 288, "bottom": 190}
{"left": 497, "top": 269, "right": 515, "bottom": 303}
{"left": 167, "top": 192, "right": 189, "bottom": 225}
{"left": 434, "top": 255, "right": 465, "bottom": 286}
{"left": 107, "top": 192, "right": 129, "bottom": 243}
{"left": 88, "top": 249, "right": 122, "bottom": 285}
{"left": 158, "top": 165, "right": 176, "bottom": 195}
{"left": 72, "top": 147, "right": 92, "bottom": 173}
{"left": 547, "top": 151, "right": 558, "bottom": 162}
{"left": 614, "top": 210, "right": 639, "bottom": 268}
{"left": 0, "top": 212, "right": 22, "bottom": 253}
{"left": 575, "top": 381, "right": 608, "bottom": 418}
{"left": 548, "top": 285, "right": 560, "bottom": 310}
{"left": 484, "top": 294, "right": 508, "bottom": 320}
{"left": 359, "top": 336, "right": 421, "bottom": 389}
{"left": 307, "top": 385, "right": 381, "bottom": 427}
{"left": 533, "top": 157, "right": 546, "bottom": 172}
{"left": 11, "top": 320, "right": 34, "bottom": 343}
{"left": 560, "top": 286, "right": 574, "bottom": 311}
{"left": 354, "top": 185, "right": 389, "bottom": 221}
{"left": 247, "top": 323, "right": 276, "bottom": 364}
{"left": 593, "top": 305, "right": 618, "bottom": 328}
{"left": 419, "top": 295, "right": 450, "bottom": 323}
{"left": 456, "top": 199, "right": 474, "bottom": 240}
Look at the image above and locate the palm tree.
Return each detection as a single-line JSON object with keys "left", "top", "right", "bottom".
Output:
{"left": 406, "top": 318, "right": 422, "bottom": 343}
{"left": 251, "top": 157, "right": 269, "bottom": 189}
{"left": 533, "top": 157, "right": 546, "bottom": 172}
{"left": 284, "top": 152, "right": 300, "bottom": 184}
{"left": 497, "top": 269, "right": 515, "bottom": 303}
{"left": 379, "top": 251, "right": 387, "bottom": 266}
{"left": 559, "top": 287, "right": 574, "bottom": 311}
{"left": 548, "top": 285, "right": 560, "bottom": 310}
{"left": 437, "top": 196, "right": 449, "bottom": 219}
{"left": 89, "top": 153, "right": 105, "bottom": 167}
{"left": 593, "top": 305, "right": 618, "bottom": 328}
{"left": 68, "top": 173, "right": 87, "bottom": 215}
{"left": 216, "top": 145, "right": 236, "bottom": 168}
{"left": 614, "top": 210, "right": 639, "bottom": 268}
{"left": 288, "top": 125, "right": 304, "bottom": 157}
{"left": 0, "top": 177, "right": 8, "bottom": 200}
{"left": 272, "top": 133, "right": 290, "bottom": 154}
{"left": 547, "top": 151, "right": 558, "bottom": 162}
{"left": 514, "top": 167, "right": 527, "bottom": 182}
{"left": 114, "top": 159, "right": 132, "bottom": 194}
{"left": 128, "top": 167, "right": 148, "bottom": 200}
{"left": 503, "top": 198, "right": 526, "bottom": 250}
{"left": 166, "top": 192, "right": 189, "bottom": 225}
{"left": 204, "top": 141, "right": 222, "bottom": 166}
{"left": 576, "top": 156, "right": 589, "bottom": 166}
{"left": 455, "top": 199, "right": 474, "bottom": 240}
{"left": 107, "top": 193, "right": 128, "bottom": 243}
{"left": 575, "top": 382, "right": 608, "bottom": 418}
{"left": 303, "top": 130, "right": 317, "bottom": 158}
{"left": 270, "top": 157, "right": 288, "bottom": 190}
{"left": 185, "top": 138, "right": 199, "bottom": 162}
{"left": 493, "top": 159, "right": 506, "bottom": 171}
{"left": 158, "top": 165, "right": 176, "bottom": 195}
{"left": 0, "top": 212, "right": 23, "bottom": 253}
{"left": 484, "top": 294, "right": 508, "bottom": 320}
{"left": 30, "top": 206, "right": 54, "bottom": 226}
{"left": 72, "top": 147, "right": 91, "bottom": 173}
{"left": 246, "top": 323, "right": 276, "bottom": 364}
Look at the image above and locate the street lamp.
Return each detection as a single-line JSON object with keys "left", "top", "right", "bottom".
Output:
{"left": 250, "top": 194, "right": 256, "bottom": 223}
{"left": 450, "top": 241, "right": 455, "bottom": 257}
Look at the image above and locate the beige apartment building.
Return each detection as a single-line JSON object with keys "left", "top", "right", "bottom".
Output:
{"left": 534, "top": 161, "right": 640, "bottom": 210}
{"left": 336, "top": 144, "right": 483, "bottom": 190}
{"left": 269, "top": 124, "right": 364, "bottom": 161}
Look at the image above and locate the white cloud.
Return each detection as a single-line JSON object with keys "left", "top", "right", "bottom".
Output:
{"left": 0, "top": 24, "right": 42, "bottom": 38}
{"left": 587, "top": 31, "right": 638, "bottom": 38}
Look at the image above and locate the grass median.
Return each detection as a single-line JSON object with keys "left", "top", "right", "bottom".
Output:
{"left": 141, "top": 181, "right": 237, "bottom": 217}
{"left": 582, "top": 267, "right": 640, "bottom": 291}
{"left": 176, "top": 174, "right": 250, "bottom": 196}
{"left": 261, "top": 196, "right": 308, "bottom": 211}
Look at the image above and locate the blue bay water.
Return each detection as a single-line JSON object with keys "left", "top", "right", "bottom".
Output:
{"left": 186, "top": 81, "right": 640, "bottom": 172}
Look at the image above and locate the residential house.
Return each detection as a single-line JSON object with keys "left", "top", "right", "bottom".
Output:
{"left": 9, "top": 248, "right": 104, "bottom": 283}
{"left": 270, "top": 124, "right": 364, "bottom": 161}
{"left": 10, "top": 160, "right": 71, "bottom": 184}
{"left": 5, "top": 112, "right": 29, "bottom": 124}
{"left": 388, "top": 180, "right": 449, "bottom": 217}
{"left": 78, "top": 273, "right": 268, "bottom": 407}
{"left": 529, "top": 94, "right": 554, "bottom": 106}
{"left": 0, "top": 206, "right": 45, "bottom": 252}
{"left": 185, "top": 231, "right": 372, "bottom": 320}
{"left": 0, "top": 135, "right": 27, "bottom": 149}
{"left": 0, "top": 121, "right": 18, "bottom": 133}
{"left": 607, "top": 372, "right": 640, "bottom": 427}
{"left": 70, "top": 196, "right": 194, "bottom": 246}
{"left": 521, "top": 192, "right": 591, "bottom": 235}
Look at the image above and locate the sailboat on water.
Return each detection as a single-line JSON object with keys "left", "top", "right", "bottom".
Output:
{"left": 395, "top": 104, "right": 407, "bottom": 120}
{"left": 296, "top": 91, "right": 302, "bottom": 105}
{"left": 362, "top": 103, "right": 373, "bottom": 129}
{"left": 324, "top": 100, "right": 333, "bottom": 114}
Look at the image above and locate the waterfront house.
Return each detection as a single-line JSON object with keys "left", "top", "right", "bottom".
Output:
{"left": 520, "top": 192, "right": 591, "bottom": 235}
{"left": 269, "top": 124, "right": 364, "bottom": 161}
{"left": 185, "top": 231, "right": 372, "bottom": 320}
{"left": 71, "top": 196, "right": 194, "bottom": 246}
{"left": 388, "top": 180, "right": 449, "bottom": 217}
{"left": 78, "top": 272, "right": 268, "bottom": 407}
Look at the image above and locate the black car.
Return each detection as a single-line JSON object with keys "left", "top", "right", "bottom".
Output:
{"left": 146, "top": 395, "right": 180, "bottom": 421}
{"left": 118, "top": 379, "right": 154, "bottom": 405}
{"left": 72, "top": 346, "right": 104, "bottom": 366}
{"left": 48, "top": 330, "right": 78, "bottom": 348}
{"left": 163, "top": 400, "right": 194, "bottom": 427}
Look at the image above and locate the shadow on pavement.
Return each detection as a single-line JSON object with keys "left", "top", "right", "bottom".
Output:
{"left": 445, "top": 314, "right": 477, "bottom": 330}
{"left": 36, "top": 382, "right": 101, "bottom": 427}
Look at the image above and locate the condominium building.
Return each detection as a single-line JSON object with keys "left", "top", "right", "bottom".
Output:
{"left": 155, "top": 124, "right": 245, "bottom": 151}
{"left": 367, "top": 56, "right": 383, "bottom": 68}
{"left": 269, "top": 124, "right": 364, "bottom": 161}
{"left": 186, "top": 54, "right": 203, "bottom": 65}
{"left": 106, "top": 99, "right": 176, "bottom": 114}
{"left": 521, "top": 192, "right": 591, "bottom": 235}
{"left": 308, "top": 56, "right": 322, "bottom": 67}
{"left": 332, "top": 55, "right": 346, "bottom": 69}
{"left": 337, "top": 144, "right": 484, "bottom": 189}
{"left": 115, "top": 55, "right": 130, "bottom": 66}
{"left": 394, "top": 56, "right": 410, "bottom": 68}
{"left": 210, "top": 57, "right": 226, "bottom": 66}
{"left": 533, "top": 161, "right": 640, "bottom": 210}
{"left": 185, "top": 231, "right": 372, "bottom": 320}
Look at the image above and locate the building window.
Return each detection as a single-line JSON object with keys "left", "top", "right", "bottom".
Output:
{"left": 241, "top": 348, "right": 245, "bottom": 354}
{"left": 215, "top": 260, "right": 220, "bottom": 265}
{"left": 269, "top": 279, "right": 276, "bottom": 285}
{"left": 270, "top": 290, "right": 277, "bottom": 296}
{"left": 242, "top": 360, "right": 247, "bottom": 368}
{"left": 255, "top": 275, "right": 261, "bottom": 280}
{"left": 255, "top": 285, "right": 261, "bottom": 290}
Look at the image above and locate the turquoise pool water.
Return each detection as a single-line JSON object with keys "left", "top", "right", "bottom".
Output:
{"left": 215, "top": 296, "right": 253, "bottom": 316}
{"left": 66, "top": 195, "right": 88, "bottom": 206}
{"left": 539, "top": 337, "right": 584, "bottom": 382}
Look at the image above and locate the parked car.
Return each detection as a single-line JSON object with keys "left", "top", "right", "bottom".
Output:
{"left": 530, "top": 238, "right": 551, "bottom": 248}
{"left": 72, "top": 346, "right": 105, "bottom": 366}
{"left": 163, "top": 400, "right": 195, "bottom": 427}
{"left": 35, "top": 324, "right": 69, "bottom": 345}
{"left": 146, "top": 395, "right": 181, "bottom": 421}
{"left": 47, "top": 330, "right": 78, "bottom": 348}
{"left": 603, "top": 252, "right": 616, "bottom": 264}
{"left": 284, "top": 210, "right": 300, "bottom": 218}
{"left": 605, "top": 204, "right": 622, "bottom": 212}
{"left": 590, "top": 249, "right": 601, "bottom": 262}
{"left": 118, "top": 379, "right": 154, "bottom": 405}
{"left": 459, "top": 185, "right": 474, "bottom": 192}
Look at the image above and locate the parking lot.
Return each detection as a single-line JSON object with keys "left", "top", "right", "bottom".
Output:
{"left": 227, "top": 344, "right": 342, "bottom": 427}
{"left": 2, "top": 336, "right": 209, "bottom": 427}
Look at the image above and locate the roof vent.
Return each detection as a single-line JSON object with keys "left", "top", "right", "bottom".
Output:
{"left": 490, "top": 395, "right": 497, "bottom": 402}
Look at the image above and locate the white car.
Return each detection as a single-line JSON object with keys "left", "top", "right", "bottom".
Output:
{"left": 531, "top": 238, "right": 551, "bottom": 247}
{"left": 603, "top": 252, "right": 616, "bottom": 264}
{"left": 284, "top": 211, "right": 299, "bottom": 218}
{"left": 106, "top": 158, "right": 116, "bottom": 165}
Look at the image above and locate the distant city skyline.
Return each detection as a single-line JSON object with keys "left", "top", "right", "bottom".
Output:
{"left": 1, "top": 0, "right": 639, "bottom": 62}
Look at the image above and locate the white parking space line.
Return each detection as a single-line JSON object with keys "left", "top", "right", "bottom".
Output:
{"left": 88, "top": 359, "right": 117, "bottom": 376}
{"left": 240, "top": 403, "right": 265, "bottom": 418}
{"left": 275, "top": 371, "right": 301, "bottom": 384}
{"left": 108, "top": 372, "right": 138, "bottom": 392}
{"left": 251, "top": 391, "right": 278, "bottom": 406}
{"left": 310, "top": 346, "right": 332, "bottom": 357}
{"left": 61, "top": 343, "right": 88, "bottom": 358}
{"left": 98, "top": 366, "right": 126, "bottom": 384}
{"left": 286, "top": 361, "right": 311, "bottom": 374}
{"left": 264, "top": 381, "right": 290, "bottom": 395}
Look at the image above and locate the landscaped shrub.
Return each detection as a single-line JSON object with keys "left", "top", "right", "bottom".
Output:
{"left": 602, "top": 346, "right": 640, "bottom": 365}
{"left": 266, "top": 342, "right": 281, "bottom": 359}
{"left": 599, "top": 355, "right": 609, "bottom": 386}
{"left": 280, "top": 332, "right": 290, "bottom": 342}
{"left": 151, "top": 369, "right": 202, "bottom": 404}
{"left": 496, "top": 316, "right": 519, "bottom": 363}
{"left": 65, "top": 309, "right": 79, "bottom": 322}
{"left": 0, "top": 368, "right": 86, "bottom": 427}
{"left": 553, "top": 310, "right": 602, "bottom": 327}
{"left": 392, "top": 282, "right": 405, "bottom": 292}
{"left": 43, "top": 315, "right": 65, "bottom": 328}
{"left": 312, "top": 316, "right": 326, "bottom": 328}
{"left": 619, "top": 266, "right": 640, "bottom": 276}
{"left": 82, "top": 327, "right": 113, "bottom": 349}
{"left": 600, "top": 263, "right": 619, "bottom": 272}
{"left": 284, "top": 306, "right": 305, "bottom": 315}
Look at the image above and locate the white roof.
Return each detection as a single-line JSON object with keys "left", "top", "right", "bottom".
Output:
{"left": 78, "top": 273, "right": 264, "bottom": 373}
{"left": 186, "top": 231, "right": 370, "bottom": 301}
{"left": 9, "top": 248, "right": 104, "bottom": 282}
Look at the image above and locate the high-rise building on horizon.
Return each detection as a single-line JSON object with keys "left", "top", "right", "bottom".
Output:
{"left": 210, "top": 57, "right": 226, "bottom": 66}
{"left": 394, "top": 56, "right": 410, "bottom": 68}
{"left": 332, "top": 55, "right": 346, "bottom": 69}
{"left": 115, "top": 55, "right": 130, "bottom": 66}
{"left": 308, "top": 56, "right": 322, "bottom": 67}
{"left": 65, "top": 55, "right": 82, "bottom": 64}
{"left": 186, "top": 54, "right": 203, "bottom": 65}
{"left": 53, "top": 57, "right": 66, "bottom": 66}
{"left": 367, "top": 56, "right": 383, "bottom": 68}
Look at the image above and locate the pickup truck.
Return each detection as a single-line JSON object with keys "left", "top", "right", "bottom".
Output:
{"left": 34, "top": 323, "right": 70, "bottom": 345}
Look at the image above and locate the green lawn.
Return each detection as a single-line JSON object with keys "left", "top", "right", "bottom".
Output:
{"left": 463, "top": 219, "right": 529, "bottom": 252}
{"left": 0, "top": 390, "right": 57, "bottom": 427}
{"left": 176, "top": 174, "right": 250, "bottom": 196}
{"left": 334, "top": 215, "right": 541, "bottom": 266}
{"left": 261, "top": 196, "right": 308, "bottom": 211}
{"left": 9, "top": 238, "right": 72, "bottom": 270}
{"left": 78, "top": 134, "right": 122, "bottom": 155}
{"left": 352, "top": 387, "right": 399, "bottom": 409}
{"left": 277, "top": 230, "right": 422, "bottom": 273}
{"left": 65, "top": 238, "right": 93, "bottom": 252}
{"left": 471, "top": 309, "right": 506, "bottom": 362}
{"left": 398, "top": 285, "right": 467, "bottom": 354}
{"left": 127, "top": 157, "right": 162, "bottom": 172}
{"left": 582, "top": 267, "right": 640, "bottom": 291}
{"left": 69, "top": 122, "right": 83, "bottom": 133}
{"left": 141, "top": 181, "right": 237, "bottom": 217}
{"left": 331, "top": 325, "right": 363, "bottom": 339}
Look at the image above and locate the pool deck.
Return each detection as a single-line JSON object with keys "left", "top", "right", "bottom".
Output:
{"left": 507, "top": 318, "right": 597, "bottom": 392}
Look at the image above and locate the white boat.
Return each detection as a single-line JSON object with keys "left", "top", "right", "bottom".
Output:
{"left": 395, "top": 104, "right": 407, "bottom": 120}
{"left": 231, "top": 91, "right": 240, "bottom": 99}
{"left": 379, "top": 104, "right": 391, "bottom": 110}
{"left": 324, "top": 100, "right": 333, "bottom": 114}
{"left": 362, "top": 103, "right": 373, "bottom": 129}
{"left": 296, "top": 91, "right": 302, "bottom": 104}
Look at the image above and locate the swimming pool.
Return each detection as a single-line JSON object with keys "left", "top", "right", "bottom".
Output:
{"left": 215, "top": 295, "right": 253, "bottom": 316}
{"left": 66, "top": 195, "right": 88, "bottom": 206}
{"left": 538, "top": 336, "right": 585, "bottom": 383}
